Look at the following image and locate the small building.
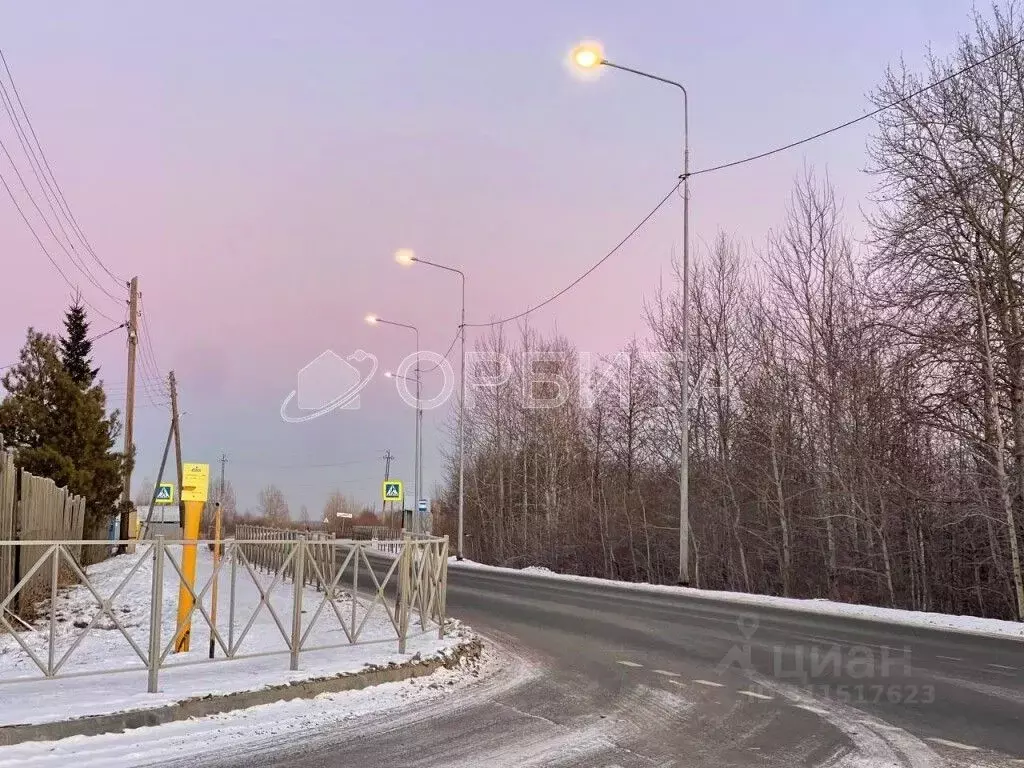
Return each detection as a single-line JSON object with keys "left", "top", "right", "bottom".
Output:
{"left": 136, "top": 504, "right": 180, "bottom": 539}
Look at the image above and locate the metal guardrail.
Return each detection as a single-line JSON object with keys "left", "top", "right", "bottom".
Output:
{"left": 0, "top": 535, "right": 449, "bottom": 694}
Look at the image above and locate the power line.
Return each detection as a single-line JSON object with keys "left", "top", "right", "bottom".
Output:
{"left": 0, "top": 170, "right": 118, "bottom": 323}
{"left": 420, "top": 328, "right": 461, "bottom": 373}
{"left": 0, "top": 48, "right": 125, "bottom": 286}
{"left": 464, "top": 180, "right": 681, "bottom": 328}
{"left": 687, "top": 36, "right": 1024, "bottom": 179}
{"left": 0, "top": 81, "right": 95, "bottom": 289}
{"left": 89, "top": 322, "right": 126, "bottom": 343}
{"left": 139, "top": 316, "right": 166, "bottom": 386}
{"left": 0, "top": 134, "right": 122, "bottom": 303}
{"left": 463, "top": 35, "right": 1024, "bottom": 329}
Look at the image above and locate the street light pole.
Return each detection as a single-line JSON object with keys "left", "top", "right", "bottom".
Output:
{"left": 395, "top": 249, "right": 466, "bottom": 559}
{"left": 366, "top": 315, "right": 421, "bottom": 533}
{"left": 572, "top": 44, "right": 691, "bottom": 585}
{"left": 385, "top": 368, "right": 424, "bottom": 533}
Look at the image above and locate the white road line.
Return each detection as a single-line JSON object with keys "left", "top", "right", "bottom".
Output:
{"left": 737, "top": 690, "right": 773, "bottom": 700}
{"left": 857, "top": 719, "right": 903, "bottom": 733}
{"left": 936, "top": 655, "right": 962, "bottom": 662}
{"left": 670, "top": 679, "right": 686, "bottom": 687}
{"left": 987, "top": 663, "right": 1017, "bottom": 671}
{"left": 693, "top": 679, "right": 725, "bottom": 688}
{"left": 796, "top": 704, "right": 830, "bottom": 716}
{"left": 926, "top": 737, "right": 980, "bottom": 751}
{"left": 616, "top": 660, "right": 643, "bottom": 668}
{"left": 654, "top": 669, "right": 680, "bottom": 677}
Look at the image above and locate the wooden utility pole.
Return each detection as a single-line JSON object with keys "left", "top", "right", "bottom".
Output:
{"left": 118, "top": 276, "right": 139, "bottom": 550}
{"left": 169, "top": 370, "right": 184, "bottom": 527}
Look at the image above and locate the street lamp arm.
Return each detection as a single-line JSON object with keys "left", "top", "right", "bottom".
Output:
{"left": 603, "top": 61, "right": 687, "bottom": 96}
{"left": 602, "top": 60, "right": 689, "bottom": 180}
{"left": 374, "top": 317, "right": 418, "bottom": 334}
{"left": 414, "top": 256, "right": 466, "bottom": 283}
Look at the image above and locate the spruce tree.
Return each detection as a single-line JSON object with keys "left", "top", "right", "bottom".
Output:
{"left": 59, "top": 299, "right": 99, "bottom": 388}
{"left": 0, "top": 329, "right": 129, "bottom": 559}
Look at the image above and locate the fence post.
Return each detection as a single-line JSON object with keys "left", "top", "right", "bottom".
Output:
{"left": 148, "top": 536, "right": 165, "bottom": 693}
{"left": 289, "top": 537, "right": 305, "bottom": 671}
{"left": 228, "top": 540, "right": 238, "bottom": 657}
{"left": 398, "top": 534, "right": 410, "bottom": 654}
{"left": 47, "top": 544, "right": 60, "bottom": 676}
{"left": 438, "top": 536, "right": 449, "bottom": 639}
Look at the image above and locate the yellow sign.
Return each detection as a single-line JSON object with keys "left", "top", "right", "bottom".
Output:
{"left": 382, "top": 480, "right": 403, "bottom": 502}
{"left": 181, "top": 462, "right": 210, "bottom": 503}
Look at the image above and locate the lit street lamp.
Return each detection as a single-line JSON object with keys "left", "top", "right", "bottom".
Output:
{"left": 395, "top": 248, "right": 466, "bottom": 560}
{"left": 366, "top": 314, "right": 422, "bottom": 532}
{"left": 571, "top": 40, "right": 692, "bottom": 586}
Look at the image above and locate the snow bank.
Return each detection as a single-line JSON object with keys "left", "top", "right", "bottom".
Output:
{"left": 0, "top": 645, "right": 503, "bottom": 768}
{"left": 0, "top": 545, "right": 470, "bottom": 726}
{"left": 450, "top": 558, "right": 1024, "bottom": 640}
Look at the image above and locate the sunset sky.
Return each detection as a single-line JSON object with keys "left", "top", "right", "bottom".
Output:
{"left": 0, "top": 0, "right": 973, "bottom": 515}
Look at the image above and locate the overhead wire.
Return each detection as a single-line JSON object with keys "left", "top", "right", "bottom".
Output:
{"left": 463, "top": 180, "right": 681, "bottom": 329}
{"left": 0, "top": 48, "right": 125, "bottom": 286}
{"left": 0, "top": 83, "right": 108, "bottom": 298}
{"left": 463, "top": 34, "right": 1024, "bottom": 329}
{"left": 133, "top": 292, "right": 170, "bottom": 408}
{"left": 420, "top": 328, "right": 461, "bottom": 374}
{"left": 0, "top": 133, "right": 123, "bottom": 303}
{"left": 0, "top": 170, "right": 119, "bottom": 323}
{"left": 687, "top": 35, "right": 1024, "bottom": 179}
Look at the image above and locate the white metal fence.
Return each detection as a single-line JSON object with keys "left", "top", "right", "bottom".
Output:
{"left": 0, "top": 534, "right": 449, "bottom": 694}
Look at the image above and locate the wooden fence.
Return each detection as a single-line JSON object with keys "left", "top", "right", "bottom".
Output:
{"left": 0, "top": 448, "right": 87, "bottom": 612}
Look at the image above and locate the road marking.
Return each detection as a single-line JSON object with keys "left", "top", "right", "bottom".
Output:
{"left": 693, "top": 679, "right": 725, "bottom": 688}
{"left": 737, "top": 690, "right": 773, "bottom": 700}
{"left": 654, "top": 669, "right": 680, "bottom": 677}
{"left": 857, "top": 719, "right": 903, "bottom": 732}
{"left": 926, "top": 738, "right": 980, "bottom": 751}
{"left": 796, "top": 704, "right": 830, "bottom": 716}
{"left": 936, "top": 655, "right": 962, "bottom": 662}
{"left": 669, "top": 680, "right": 686, "bottom": 687}
{"left": 987, "top": 663, "right": 1017, "bottom": 671}
{"left": 617, "top": 660, "right": 643, "bottom": 668}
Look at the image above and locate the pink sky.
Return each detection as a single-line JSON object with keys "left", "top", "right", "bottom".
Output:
{"left": 0, "top": 0, "right": 973, "bottom": 513}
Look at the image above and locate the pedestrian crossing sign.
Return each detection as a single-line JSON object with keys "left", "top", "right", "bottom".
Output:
{"left": 382, "top": 480, "right": 403, "bottom": 502}
{"left": 155, "top": 483, "right": 174, "bottom": 505}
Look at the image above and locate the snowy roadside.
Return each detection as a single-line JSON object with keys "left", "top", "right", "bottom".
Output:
{"left": 0, "top": 642, "right": 510, "bottom": 768}
{"left": 448, "top": 558, "right": 1024, "bottom": 640}
{"left": 0, "top": 544, "right": 473, "bottom": 727}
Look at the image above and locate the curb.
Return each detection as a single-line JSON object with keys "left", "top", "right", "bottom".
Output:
{"left": 0, "top": 637, "right": 483, "bottom": 748}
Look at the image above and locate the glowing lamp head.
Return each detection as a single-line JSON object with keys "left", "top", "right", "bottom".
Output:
{"left": 394, "top": 248, "right": 416, "bottom": 266}
{"left": 384, "top": 371, "right": 394, "bottom": 378}
{"left": 571, "top": 41, "right": 604, "bottom": 70}
{"left": 365, "top": 314, "right": 379, "bottom": 325}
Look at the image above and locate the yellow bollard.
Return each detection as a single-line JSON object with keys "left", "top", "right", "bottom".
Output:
{"left": 173, "top": 500, "right": 204, "bottom": 653}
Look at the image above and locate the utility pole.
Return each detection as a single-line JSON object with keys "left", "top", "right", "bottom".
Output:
{"left": 118, "top": 276, "right": 139, "bottom": 551}
{"left": 169, "top": 371, "right": 184, "bottom": 528}
{"left": 219, "top": 453, "right": 227, "bottom": 502}
{"left": 381, "top": 449, "right": 393, "bottom": 521}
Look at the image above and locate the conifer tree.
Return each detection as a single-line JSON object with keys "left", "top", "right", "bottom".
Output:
{"left": 59, "top": 297, "right": 99, "bottom": 388}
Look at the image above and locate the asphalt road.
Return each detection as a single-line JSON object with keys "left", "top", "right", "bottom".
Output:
{"left": 220, "top": 556, "right": 1024, "bottom": 767}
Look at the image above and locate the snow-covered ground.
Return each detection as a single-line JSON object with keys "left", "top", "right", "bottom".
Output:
{"left": 0, "top": 645, "right": 504, "bottom": 768}
{"left": 449, "top": 558, "right": 1024, "bottom": 640}
{"left": 0, "top": 544, "right": 470, "bottom": 726}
